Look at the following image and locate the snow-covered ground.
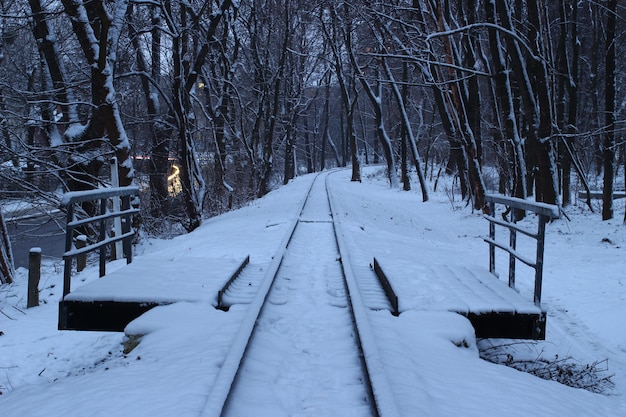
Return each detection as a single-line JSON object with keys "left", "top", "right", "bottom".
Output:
{"left": 1, "top": 167, "right": 625, "bottom": 416}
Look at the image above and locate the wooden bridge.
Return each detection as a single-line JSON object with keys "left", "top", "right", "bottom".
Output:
{"left": 58, "top": 181, "right": 558, "bottom": 341}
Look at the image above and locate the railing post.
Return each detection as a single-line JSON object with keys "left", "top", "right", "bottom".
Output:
{"left": 27, "top": 247, "right": 41, "bottom": 308}
{"left": 122, "top": 195, "right": 132, "bottom": 264}
{"left": 63, "top": 204, "right": 74, "bottom": 297}
{"left": 110, "top": 157, "right": 123, "bottom": 260}
{"left": 488, "top": 200, "right": 496, "bottom": 274}
{"left": 76, "top": 235, "right": 87, "bottom": 272}
{"left": 99, "top": 197, "right": 107, "bottom": 278}
{"left": 534, "top": 214, "right": 547, "bottom": 306}
{"left": 508, "top": 228, "right": 516, "bottom": 289}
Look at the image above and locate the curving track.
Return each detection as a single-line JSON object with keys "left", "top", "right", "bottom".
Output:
{"left": 200, "top": 171, "right": 399, "bottom": 417}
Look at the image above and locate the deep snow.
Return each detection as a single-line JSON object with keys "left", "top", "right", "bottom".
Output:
{"left": 1, "top": 167, "right": 625, "bottom": 416}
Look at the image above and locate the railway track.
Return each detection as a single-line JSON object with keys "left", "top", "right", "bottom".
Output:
{"left": 200, "top": 172, "right": 400, "bottom": 417}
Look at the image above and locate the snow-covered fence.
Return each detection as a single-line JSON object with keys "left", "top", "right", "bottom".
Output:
{"left": 483, "top": 194, "right": 559, "bottom": 306}
{"left": 60, "top": 187, "right": 140, "bottom": 297}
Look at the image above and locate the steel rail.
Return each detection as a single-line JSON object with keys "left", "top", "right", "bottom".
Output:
{"left": 200, "top": 171, "right": 388, "bottom": 417}
{"left": 326, "top": 172, "right": 402, "bottom": 417}
{"left": 199, "top": 174, "right": 319, "bottom": 417}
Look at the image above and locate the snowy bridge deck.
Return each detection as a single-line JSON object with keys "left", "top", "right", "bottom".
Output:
{"left": 58, "top": 174, "right": 551, "bottom": 340}
{"left": 59, "top": 250, "right": 545, "bottom": 339}
{"left": 59, "top": 257, "right": 546, "bottom": 339}
{"left": 373, "top": 257, "right": 545, "bottom": 339}
{"left": 59, "top": 256, "right": 249, "bottom": 331}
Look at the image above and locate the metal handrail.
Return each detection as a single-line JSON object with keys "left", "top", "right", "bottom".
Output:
{"left": 484, "top": 194, "right": 559, "bottom": 306}
{"left": 61, "top": 187, "right": 140, "bottom": 297}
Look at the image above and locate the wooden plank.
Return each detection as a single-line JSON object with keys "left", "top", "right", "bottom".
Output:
{"left": 59, "top": 257, "right": 248, "bottom": 331}
{"left": 372, "top": 258, "right": 546, "bottom": 339}
{"left": 373, "top": 258, "right": 471, "bottom": 314}
{"left": 63, "top": 257, "right": 246, "bottom": 303}
{"left": 66, "top": 207, "right": 140, "bottom": 229}
{"left": 435, "top": 265, "right": 517, "bottom": 314}
{"left": 462, "top": 266, "right": 542, "bottom": 315}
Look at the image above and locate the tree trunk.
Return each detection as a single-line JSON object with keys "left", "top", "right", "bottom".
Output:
{"left": 28, "top": 0, "right": 77, "bottom": 123}
{"left": 283, "top": 120, "right": 296, "bottom": 184}
{"left": 205, "top": 12, "right": 238, "bottom": 211}
{"left": 484, "top": 0, "right": 527, "bottom": 206}
{"left": 320, "top": 71, "right": 331, "bottom": 171}
{"left": 526, "top": 0, "right": 559, "bottom": 206}
{"left": 0, "top": 210, "right": 14, "bottom": 284}
{"left": 400, "top": 62, "right": 411, "bottom": 192}
{"left": 383, "top": 56, "right": 429, "bottom": 201}
{"left": 171, "top": 1, "right": 203, "bottom": 231}
{"left": 602, "top": 0, "right": 616, "bottom": 220}
{"left": 128, "top": 5, "right": 170, "bottom": 217}
{"left": 304, "top": 117, "right": 314, "bottom": 174}
{"left": 557, "top": 0, "right": 570, "bottom": 206}
{"left": 341, "top": 3, "right": 398, "bottom": 187}
{"left": 321, "top": 5, "right": 360, "bottom": 181}
{"left": 257, "top": 0, "right": 290, "bottom": 197}
{"left": 60, "top": 0, "right": 134, "bottom": 189}
{"left": 463, "top": 0, "right": 482, "bottom": 168}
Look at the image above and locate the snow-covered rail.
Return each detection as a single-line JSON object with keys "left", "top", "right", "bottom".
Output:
{"left": 200, "top": 171, "right": 397, "bottom": 417}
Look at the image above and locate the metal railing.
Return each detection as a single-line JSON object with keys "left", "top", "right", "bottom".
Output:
{"left": 61, "top": 187, "right": 140, "bottom": 297}
{"left": 483, "top": 194, "right": 559, "bottom": 306}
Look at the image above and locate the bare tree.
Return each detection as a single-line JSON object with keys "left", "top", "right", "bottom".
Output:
{"left": 2, "top": 0, "right": 626, "bottom": 247}
{"left": 381, "top": 55, "right": 429, "bottom": 200}
{"left": 60, "top": 0, "right": 134, "bottom": 190}
{"left": 320, "top": 2, "right": 361, "bottom": 181}
{"left": 417, "top": 0, "right": 486, "bottom": 209}
{"left": 0, "top": 5, "right": 13, "bottom": 283}
{"left": 603, "top": 0, "right": 617, "bottom": 220}
{"left": 342, "top": 2, "right": 399, "bottom": 188}
{"left": 160, "top": 0, "right": 234, "bottom": 230}
{"left": 0, "top": 210, "right": 13, "bottom": 284}
{"left": 127, "top": 3, "right": 171, "bottom": 218}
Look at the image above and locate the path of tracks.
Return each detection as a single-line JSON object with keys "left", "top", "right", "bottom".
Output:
{"left": 200, "top": 171, "right": 400, "bottom": 417}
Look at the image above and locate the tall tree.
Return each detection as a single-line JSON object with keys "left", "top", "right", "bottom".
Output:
{"left": 0, "top": 210, "right": 13, "bottom": 284}
{"left": 0, "top": 11, "right": 14, "bottom": 283}
{"left": 60, "top": 0, "right": 134, "bottom": 190}
{"left": 202, "top": 2, "right": 240, "bottom": 210}
{"left": 320, "top": 2, "right": 361, "bottom": 181}
{"left": 525, "top": 0, "right": 559, "bottom": 206}
{"left": 420, "top": 0, "right": 486, "bottom": 209}
{"left": 127, "top": 3, "right": 171, "bottom": 218}
{"left": 163, "top": 0, "right": 234, "bottom": 230}
{"left": 257, "top": 0, "right": 291, "bottom": 197}
{"left": 382, "top": 55, "right": 429, "bottom": 200}
{"left": 602, "top": 0, "right": 617, "bottom": 220}
{"left": 343, "top": 2, "right": 399, "bottom": 188}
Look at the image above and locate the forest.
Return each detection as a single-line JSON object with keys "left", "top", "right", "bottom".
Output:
{"left": 0, "top": 0, "right": 624, "bottom": 284}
